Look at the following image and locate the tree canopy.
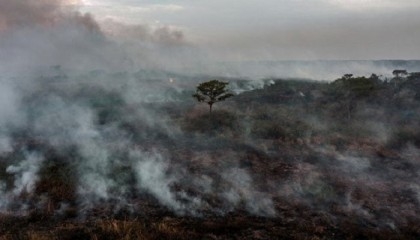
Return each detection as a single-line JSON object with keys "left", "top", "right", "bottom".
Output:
{"left": 193, "top": 80, "right": 234, "bottom": 113}
{"left": 392, "top": 69, "right": 408, "bottom": 78}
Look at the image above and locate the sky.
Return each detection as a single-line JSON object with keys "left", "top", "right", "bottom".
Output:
{"left": 78, "top": 0, "right": 420, "bottom": 61}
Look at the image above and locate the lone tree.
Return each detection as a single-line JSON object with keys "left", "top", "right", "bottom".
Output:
{"left": 391, "top": 69, "right": 408, "bottom": 87}
{"left": 193, "top": 80, "right": 234, "bottom": 113}
{"left": 392, "top": 69, "right": 408, "bottom": 78}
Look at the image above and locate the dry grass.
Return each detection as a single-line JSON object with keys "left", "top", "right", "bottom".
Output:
{"left": 96, "top": 219, "right": 151, "bottom": 239}
{"left": 0, "top": 217, "right": 197, "bottom": 240}
{"left": 0, "top": 211, "right": 419, "bottom": 240}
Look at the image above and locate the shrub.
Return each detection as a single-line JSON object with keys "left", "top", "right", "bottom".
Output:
{"left": 183, "top": 110, "right": 240, "bottom": 136}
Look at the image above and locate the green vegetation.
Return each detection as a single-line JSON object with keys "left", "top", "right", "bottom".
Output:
{"left": 192, "top": 80, "right": 234, "bottom": 113}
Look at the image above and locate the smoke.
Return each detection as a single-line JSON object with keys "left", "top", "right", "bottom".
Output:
{"left": 0, "top": 152, "right": 44, "bottom": 213}
{"left": 0, "top": 0, "right": 65, "bottom": 30}
{"left": 6, "top": 152, "right": 44, "bottom": 196}
{"left": 0, "top": 2, "right": 419, "bottom": 232}
{"left": 131, "top": 149, "right": 204, "bottom": 214}
{"left": 0, "top": 0, "right": 98, "bottom": 31}
{"left": 199, "top": 60, "right": 420, "bottom": 81}
{"left": 0, "top": 0, "right": 130, "bottom": 77}
{"left": 0, "top": 80, "right": 20, "bottom": 154}
{"left": 101, "top": 19, "right": 185, "bottom": 45}
{"left": 0, "top": 63, "right": 275, "bottom": 217}
{"left": 2, "top": 0, "right": 416, "bottom": 81}
{"left": 273, "top": 113, "right": 420, "bottom": 228}
{"left": 221, "top": 168, "right": 275, "bottom": 216}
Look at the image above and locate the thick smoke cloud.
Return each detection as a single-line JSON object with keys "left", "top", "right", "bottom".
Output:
{"left": 0, "top": 0, "right": 276, "bottom": 217}
{"left": 0, "top": 0, "right": 200, "bottom": 75}
{"left": 0, "top": 0, "right": 65, "bottom": 30}
{"left": 0, "top": 0, "right": 130, "bottom": 76}
{"left": 0, "top": 0, "right": 99, "bottom": 32}
{"left": 101, "top": 19, "right": 185, "bottom": 45}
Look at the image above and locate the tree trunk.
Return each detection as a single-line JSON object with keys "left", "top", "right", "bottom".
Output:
{"left": 209, "top": 104, "right": 213, "bottom": 114}
{"left": 347, "top": 101, "right": 351, "bottom": 120}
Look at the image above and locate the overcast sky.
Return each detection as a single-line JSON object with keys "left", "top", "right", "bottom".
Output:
{"left": 75, "top": 1, "right": 420, "bottom": 60}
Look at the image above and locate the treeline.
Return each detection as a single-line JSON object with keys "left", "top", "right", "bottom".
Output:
{"left": 221, "top": 69, "right": 420, "bottom": 150}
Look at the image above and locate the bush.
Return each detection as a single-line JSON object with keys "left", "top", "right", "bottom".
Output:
{"left": 250, "top": 120, "right": 309, "bottom": 140}
{"left": 183, "top": 110, "right": 240, "bottom": 136}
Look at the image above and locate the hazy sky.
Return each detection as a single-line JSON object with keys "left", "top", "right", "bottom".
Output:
{"left": 80, "top": 0, "right": 420, "bottom": 61}
{"left": 6, "top": 0, "right": 420, "bottom": 61}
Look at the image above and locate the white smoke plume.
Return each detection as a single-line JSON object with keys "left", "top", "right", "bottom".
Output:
{"left": 222, "top": 168, "right": 276, "bottom": 216}
{"left": 6, "top": 152, "right": 44, "bottom": 196}
{"left": 0, "top": 1, "right": 419, "bottom": 228}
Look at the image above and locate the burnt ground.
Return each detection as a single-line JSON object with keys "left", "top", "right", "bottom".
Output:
{"left": 0, "top": 198, "right": 419, "bottom": 240}
{"left": 1, "top": 77, "right": 420, "bottom": 239}
{"left": 0, "top": 139, "right": 419, "bottom": 240}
